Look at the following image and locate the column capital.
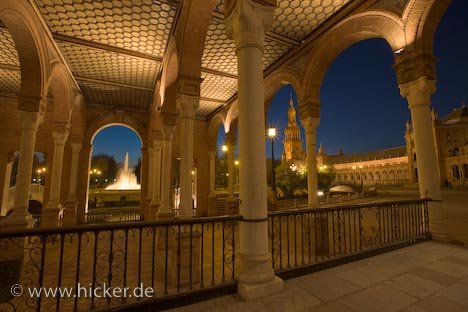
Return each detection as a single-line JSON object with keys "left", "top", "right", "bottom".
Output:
{"left": 208, "top": 150, "right": 217, "bottom": 157}
{"left": 298, "top": 100, "right": 320, "bottom": 120}
{"left": 18, "top": 110, "right": 43, "bottom": 131}
{"left": 177, "top": 94, "right": 199, "bottom": 119}
{"left": 394, "top": 51, "right": 437, "bottom": 85}
{"left": 52, "top": 130, "right": 69, "bottom": 145}
{"left": 70, "top": 142, "right": 82, "bottom": 153}
{"left": 162, "top": 124, "right": 175, "bottom": 141}
{"left": 301, "top": 116, "right": 320, "bottom": 133}
{"left": 399, "top": 76, "right": 436, "bottom": 109}
{"left": 224, "top": 0, "right": 276, "bottom": 52}
{"left": 153, "top": 139, "right": 163, "bottom": 151}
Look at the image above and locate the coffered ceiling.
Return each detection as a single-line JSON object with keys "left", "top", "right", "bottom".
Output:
{"left": 0, "top": 0, "right": 351, "bottom": 117}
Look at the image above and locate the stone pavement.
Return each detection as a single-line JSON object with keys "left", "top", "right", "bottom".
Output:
{"left": 166, "top": 241, "right": 468, "bottom": 312}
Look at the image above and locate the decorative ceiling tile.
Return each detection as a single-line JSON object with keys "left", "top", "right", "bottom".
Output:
{"left": 201, "top": 73, "right": 237, "bottom": 102}
{"left": 79, "top": 80, "right": 152, "bottom": 110}
{"left": 202, "top": 20, "right": 237, "bottom": 75}
{"left": 0, "top": 28, "right": 20, "bottom": 67}
{"left": 263, "top": 38, "right": 291, "bottom": 69}
{"left": 35, "top": 0, "right": 178, "bottom": 57}
{"left": 58, "top": 41, "right": 159, "bottom": 88}
{"left": 272, "top": 0, "right": 350, "bottom": 41}
{"left": 196, "top": 100, "right": 224, "bottom": 117}
{"left": 0, "top": 69, "right": 20, "bottom": 94}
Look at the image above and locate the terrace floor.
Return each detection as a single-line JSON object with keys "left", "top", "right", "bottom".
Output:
{"left": 166, "top": 241, "right": 468, "bottom": 312}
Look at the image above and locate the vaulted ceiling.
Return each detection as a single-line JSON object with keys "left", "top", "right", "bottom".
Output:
{"left": 0, "top": 0, "right": 351, "bottom": 117}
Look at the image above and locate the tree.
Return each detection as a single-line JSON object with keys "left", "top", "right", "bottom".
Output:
{"left": 275, "top": 160, "right": 307, "bottom": 198}
{"left": 90, "top": 154, "right": 118, "bottom": 188}
{"left": 134, "top": 157, "right": 141, "bottom": 183}
{"left": 215, "top": 156, "right": 228, "bottom": 188}
{"left": 318, "top": 167, "right": 336, "bottom": 191}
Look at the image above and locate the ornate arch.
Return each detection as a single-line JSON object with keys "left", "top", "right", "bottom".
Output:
{"left": 403, "top": 0, "right": 451, "bottom": 54}
{"left": 302, "top": 11, "right": 406, "bottom": 113}
{"left": 0, "top": 0, "right": 50, "bottom": 111}
{"left": 85, "top": 113, "right": 146, "bottom": 147}
{"left": 45, "top": 62, "right": 73, "bottom": 123}
{"left": 206, "top": 113, "right": 226, "bottom": 151}
{"left": 264, "top": 67, "right": 304, "bottom": 116}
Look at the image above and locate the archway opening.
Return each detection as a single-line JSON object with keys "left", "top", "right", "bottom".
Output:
{"left": 86, "top": 125, "right": 142, "bottom": 220}
{"left": 266, "top": 84, "right": 307, "bottom": 201}
{"left": 318, "top": 38, "right": 409, "bottom": 189}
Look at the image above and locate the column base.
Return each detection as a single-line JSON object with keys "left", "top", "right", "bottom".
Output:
{"left": 0, "top": 211, "right": 36, "bottom": 231}
{"left": 41, "top": 204, "right": 63, "bottom": 228}
{"left": 157, "top": 211, "right": 175, "bottom": 220}
{"left": 225, "top": 198, "right": 239, "bottom": 215}
{"left": 62, "top": 201, "right": 77, "bottom": 227}
{"left": 208, "top": 195, "right": 218, "bottom": 216}
{"left": 238, "top": 276, "right": 283, "bottom": 301}
{"left": 430, "top": 220, "right": 451, "bottom": 242}
{"left": 147, "top": 202, "right": 161, "bottom": 221}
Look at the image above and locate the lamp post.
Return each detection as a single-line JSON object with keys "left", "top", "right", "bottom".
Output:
{"left": 359, "top": 165, "right": 363, "bottom": 190}
{"left": 268, "top": 128, "right": 277, "bottom": 205}
{"left": 222, "top": 144, "right": 228, "bottom": 189}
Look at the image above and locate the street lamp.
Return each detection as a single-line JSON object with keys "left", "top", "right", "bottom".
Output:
{"left": 267, "top": 128, "right": 277, "bottom": 204}
{"left": 222, "top": 144, "right": 228, "bottom": 188}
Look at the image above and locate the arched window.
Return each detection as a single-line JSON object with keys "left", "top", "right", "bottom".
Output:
{"left": 463, "top": 164, "right": 468, "bottom": 180}
{"left": 453, "top": 147, "right": 461, "bottom": 156}
{"left": 452, "top": 165, "right": 460, "bottom": 180}
{"left": 446, "top": 132, "right": 451, "bottom": 142}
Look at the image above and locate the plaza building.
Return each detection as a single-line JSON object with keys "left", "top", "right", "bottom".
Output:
{"left": 316, "top": 104, "right": 468, "bottom": 189}
{"left": 281, "top": 94, "right": 306, "bottom": 169}
{"left": 0, "top": 0, "right": 464, "bottom": 311}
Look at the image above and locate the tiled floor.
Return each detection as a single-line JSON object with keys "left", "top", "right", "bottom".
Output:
{"left": 166, "top": 241, "right": 468, "bottom": 311}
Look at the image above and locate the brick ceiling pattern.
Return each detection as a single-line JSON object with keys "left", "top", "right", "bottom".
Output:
{"left": 35, "top": 0, "right": 175, "bottom": 109}
{"left": 0, "top": 28, "right": 20, "bottom": 67}
{"left": 197, "top": 100, "right": 225, "bottom": 117}
{"left": 0, "top": 0, "right": 352, "bottom": 116}
{"left": 79, "top": 80, "right": 153, "bottom": 110}
{"left": 201, "top": 73, "right": 238, "bottom": 102}
{"left": 0, "top": 69, "right": 20, "bottom": 94}
{"left": 273, "top": 0, "right": 349, "bottom": 40}
{"left": 58, "top": 41, "right": 159, "bottom": 88}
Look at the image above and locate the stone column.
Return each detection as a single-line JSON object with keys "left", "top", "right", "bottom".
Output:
{"left": 208, "top": 151, "right": 216, "bottom": 196}
{"left": 226, "top": 134, "right": 235, "bottom": 200}
{"left": 63, "top": 142, "right": 82, "bottom": 226}
{"left": 399, "top": 77, "right": 449, "bottom": 240}
{"left": 302, "top": 116, "right": 320, "bottom": 207}
{"left": 0, "top": 152, "right": 14, "bottom": 217}
{"left": 2, "top": 111, "right": 42, "bottom": 229}
{"left": 158, "top": 125, "right": 175, "bottom": 219}
{"left": 225, "top": 0, "right": 283, "bottom": 300}
{"left": 149, "top": 139, "right": 163, "bottom": 220}
{"left": 177, "top": 95, "right": 199, "bottom": 218}
{"left": 42, "top": 129, "right": 69, "bottom": 227}
{"left": 145, "top": 146, "right": 155, "bottom": 219}
{"left": 207, "top": 150, "right": 217, "bottom": 216}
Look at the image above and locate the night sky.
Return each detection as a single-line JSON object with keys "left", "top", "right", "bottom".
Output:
{"left": 95, "top": 0, "right": 468, "bottom": 162}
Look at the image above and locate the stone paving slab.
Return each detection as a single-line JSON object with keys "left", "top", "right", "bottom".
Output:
{"left": 166, "top": 241, "right": 468, "bottom": 312}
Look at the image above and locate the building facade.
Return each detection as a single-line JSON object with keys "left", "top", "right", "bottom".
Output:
{"left": 282, "top": 94, "right": 306, "bottom": 168}
{"left": 316, "top": 105, "right": 468, "bottom": 189}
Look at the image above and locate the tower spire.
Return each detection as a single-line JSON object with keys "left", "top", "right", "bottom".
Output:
{"left": 289, "top": 92, "right": 293, "bottom": 106}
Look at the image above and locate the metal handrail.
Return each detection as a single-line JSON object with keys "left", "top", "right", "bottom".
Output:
{"left": 0, "top": 214, "right": 243, "bottom": 238}
{"left": 268, "top": 198, "right": 428, "bottom": 216}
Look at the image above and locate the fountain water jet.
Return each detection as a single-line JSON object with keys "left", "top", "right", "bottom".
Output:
{"left": 105, "top": 153, "right": 141, "bottom": 190}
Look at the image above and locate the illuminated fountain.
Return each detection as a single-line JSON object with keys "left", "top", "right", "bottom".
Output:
{"left": 105, "top": 153, "right": 140, "bottom": 190}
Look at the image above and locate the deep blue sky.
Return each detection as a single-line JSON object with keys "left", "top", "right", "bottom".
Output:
{"left": 96, "top": 0, "right": 467, "bottom": 161}
{"left": 92, "top": 126, "right": 142, "bottom": 167}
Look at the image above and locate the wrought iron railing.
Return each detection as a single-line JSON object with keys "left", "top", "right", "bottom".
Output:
{"left": 84, "top": 211, "right": 141, "bottom": 224}
{"left": 0, "top": 215, "right": 240, "bottom": 311}
{"left": 268, "top": 199, "right": 430, "bottom": 274}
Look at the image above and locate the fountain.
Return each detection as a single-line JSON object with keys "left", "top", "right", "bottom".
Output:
{"left": 105, "top": 153, "right": 141, "bottom": 190}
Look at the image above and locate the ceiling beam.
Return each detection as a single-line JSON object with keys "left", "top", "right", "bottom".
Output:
{"left": 200, "top": 97, "right": 226, "bottom": 104}
{"left": 76, "top": 76, "right": 154, "bottom": 92}
{"left": 0, "top": 64, "right": 20, "bottom": 71}
{"left": 211, "top": 11, "right": 300, "bottom": 47}
{"left": 53, "top": 33, "right": 163, "bottom": 62}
